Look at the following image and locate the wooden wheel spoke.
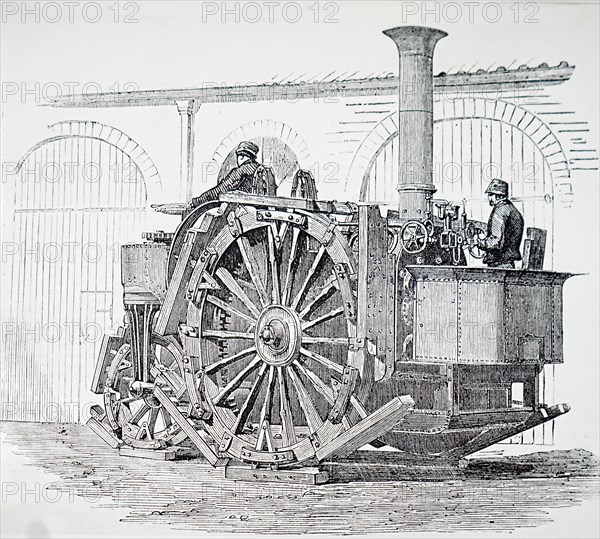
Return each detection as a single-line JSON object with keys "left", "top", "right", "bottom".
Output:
{"left": 202, "top": 329, "right": 254, "bottom": 340}
{"left": 298, "top": 276, "right": 338, "bottom": 320}
{"left": 350, "top": 395, "right": 368, "bottom": 419}
{"left": 302, "top": 336, "right": 351, "bottom": 346}
{"left": 260, "top": 365, "right": 277, "bottom": 422}
{"left": 268, "top": 221, "right": 289, "bottom": 255}
{"left": 277, "top": 221, "right": 290, "bottom": 248}
{"left": 236, "top": 277, "right": 256, "bottom": 290}
{"left": 300, "top": 347, "right": 344, "bottom": 375}
{"left": 290, "top": 245, "right": 326, "bottom": 311}
{"left": 237, "top": 236, "right": 269, "bottom": 307}
{"left": 282, "top": 226, "right": 301, "bottom": 306}
{"left": 116, "top": 406, "right": 132, "bottom": 428}
{"left": 147, "top": 407, "right": 160, "bottom": 434}
{"left": 233, "top": 363, "right": 269, "bottom": 434}
{"left": 286, "top": 364, "right": 323, "bottom": 433}
{"left": 206, "top": 294, "right": 256, "bottom": 325}
{"left": 293, "top": 359, "right": 335, "bottom": 404}
{"left": 295, "top": 360, "right": 352, "bottom": 430}
{"left": 160, "top": 407, "right": 172, "bottom": 428}
{"left": 204, "top": 346, "right": 256, "bottom": 375}
{"left": 130, "top": 403, "right": 150, "bottom": 424}
{"left": 302, "top": 307, "right": 344, "bottom": 331}
{"left": 267, "top": 225, "right": 281, "bottom": 304}
{"left": 215, "top": 267, "right": 261, "bottom": 318}
{"left": 214, "top": 356, "right": 262, "bottom": 405}
{"left": 277, "top": 366, "right": 297, "bottom": 446}
{"left": 255, "top": 366, "right": 277, "bottom": 450}
{"left": 256, "top": 419, "right": 276, "bottom": 452}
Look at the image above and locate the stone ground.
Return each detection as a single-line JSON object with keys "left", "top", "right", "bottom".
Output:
{"left": 1, "top": 421, "right": 599, "bottom": 538}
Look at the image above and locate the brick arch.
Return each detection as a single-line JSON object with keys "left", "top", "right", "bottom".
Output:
{"left": 36, "top": 120, "right": 163, "bottom": 198}
{"left": 346, "top": 113, "right": 399, "bottom": 198}
{"left": 346, "top": 99, "right": 570, "bottom": 200}
{"left": 210, "top": 119, "right": 311, "bottom": 171}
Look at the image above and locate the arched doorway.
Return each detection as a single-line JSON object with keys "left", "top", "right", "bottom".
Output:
{"left": 2, "top": 122, "right": 159, "bottom": 422}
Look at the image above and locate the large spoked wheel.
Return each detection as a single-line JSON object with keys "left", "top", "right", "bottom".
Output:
{"left": 103, "top": 334, "right": 186, "bottom": 449}
{"left": 184, "top": 204, "right": 370, "bottom": 467}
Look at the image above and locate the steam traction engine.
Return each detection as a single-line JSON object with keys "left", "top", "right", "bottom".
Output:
{"left": 88, "top": 26, "right": 573, "bottom": 480}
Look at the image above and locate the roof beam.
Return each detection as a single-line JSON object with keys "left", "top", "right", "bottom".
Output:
{"left": 43, "top": 64, "right": 574, "bottom": 109}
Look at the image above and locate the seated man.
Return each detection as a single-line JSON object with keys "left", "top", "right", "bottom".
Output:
{"left": 189, "top": 141, "right": 260, "bottom": 208}
{"left": 477, "top": 179, "right": 524, "bottom": 268}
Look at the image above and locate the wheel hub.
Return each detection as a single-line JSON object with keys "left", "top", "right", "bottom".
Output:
{"left": 255, "top": 305, "right": 301, "bottom": 367}
{"left": 129, "top": 380, "right": 162, "bottom": 408}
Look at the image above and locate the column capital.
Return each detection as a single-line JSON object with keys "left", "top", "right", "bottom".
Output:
{"left": 175, "top": 99, "right": 201, "bottom": 115}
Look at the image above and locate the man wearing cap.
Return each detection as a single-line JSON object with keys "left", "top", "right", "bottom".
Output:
{"left": 477, "top": 179, "right": 525, "bottom": 268}
{"left": 189, "top": 141, "right": 260, "bottom": 207}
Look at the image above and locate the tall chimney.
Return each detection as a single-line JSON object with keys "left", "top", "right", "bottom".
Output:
{"left": 383, "top": 26, "right": 447, "bottom": 219}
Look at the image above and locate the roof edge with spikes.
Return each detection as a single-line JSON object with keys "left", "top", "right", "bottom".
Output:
{"left": 43, "top": 62, "right": 574, "bottom": 109}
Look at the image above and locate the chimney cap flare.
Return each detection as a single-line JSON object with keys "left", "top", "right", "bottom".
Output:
{"left": 382, "top": 26, "right": 448, "bottom": 56}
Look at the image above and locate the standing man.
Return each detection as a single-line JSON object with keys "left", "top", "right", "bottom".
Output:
{"left": 189, "top": 141, "right": 261, "bottom": 208}
{"left": 477, "top": 179, "right": 524, "bottom": 268}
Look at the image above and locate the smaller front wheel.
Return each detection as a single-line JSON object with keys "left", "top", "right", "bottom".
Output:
{"left": 103, "top": 335, "right": 187, "bottom": 449}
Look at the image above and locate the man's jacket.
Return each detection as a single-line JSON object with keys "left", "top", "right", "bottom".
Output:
{"left": 191, "top": 161, "right": 260, "bottom": 207}
{"left": 481, "top": 199, "right": 524, "bottom": 267}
